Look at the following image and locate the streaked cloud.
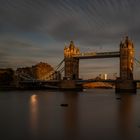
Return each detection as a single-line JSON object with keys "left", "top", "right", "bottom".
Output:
{"left": 0, "top": 0, "right": 140, "bottom": 78}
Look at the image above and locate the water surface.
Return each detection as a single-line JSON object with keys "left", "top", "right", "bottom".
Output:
{"left": 0, "top": 89, "right": 140, "bottom": 140}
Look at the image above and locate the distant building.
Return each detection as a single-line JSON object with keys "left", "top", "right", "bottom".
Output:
{"left": 32, "top": 62, "right": 54, "bottom": 80}
{"left": 104, "top": 74, "right": 107, "bottom": 80}
{"left": 16, "top": 62, "right": 54, "bottom": 80}
{"left": 99, "top": 74, "right": 108, "bottom": 80}
{"left": 0, "top": 68, "right": 14, "bottom": 85}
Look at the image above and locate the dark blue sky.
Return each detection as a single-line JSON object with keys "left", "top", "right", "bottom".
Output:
{"left": 0, "top": 0, "right": 140, "bottom": 79}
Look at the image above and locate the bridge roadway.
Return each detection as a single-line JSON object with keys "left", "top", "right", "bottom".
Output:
{"left": 76, "top": 79, "right": 140, "bottom": 84}
{"left": 19, "top": 79, "right": 140, "bottom": 90}
{"left": 76, "top": 79, "right": 116, "bottom": 84}
{"left": 73, "top": 51, "right": 120, "bottom": 59}
{"left": 20, "top": 79, "right": 140, "bottom": 84}
{"left": 19, "top": 80, "right": 59, "bottom": 84}
{"left": 20, "top": 79, "right": 116, "bottom": 87}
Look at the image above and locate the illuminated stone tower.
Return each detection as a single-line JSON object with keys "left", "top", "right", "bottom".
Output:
{"left": 64, "top": 41, "right": 80, "bottom": 80}
{"left": 116, "top": 36, "right": 136, "bottom": 93}
{"left": 120, "top": 36, "right": 134, "bottom": 80}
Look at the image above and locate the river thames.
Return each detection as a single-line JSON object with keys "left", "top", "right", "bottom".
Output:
{"left": 0, "top": 89, "right": 140, "bottom": 140}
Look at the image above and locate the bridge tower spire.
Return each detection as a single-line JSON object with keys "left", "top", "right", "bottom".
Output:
{"left": 64, "top": 41, "right": 80, "bottom": 80}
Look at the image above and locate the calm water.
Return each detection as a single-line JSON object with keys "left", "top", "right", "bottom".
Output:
{"left": 0, "top": 89, "right": 140, "bottom": 140}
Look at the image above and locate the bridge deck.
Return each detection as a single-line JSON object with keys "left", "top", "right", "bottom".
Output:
{"left": 19, "top": 79, "right": 140, "bottom": 85}
{"left": 19, "top": 80, "right": 59, "bottom": 83}
{"left": 76, "top": 79, "right": 116, "bottom": 84}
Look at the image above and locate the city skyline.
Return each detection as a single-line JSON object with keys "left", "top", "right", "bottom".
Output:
{"left": 0, "top": 0, "right": 140, "bottom": 79}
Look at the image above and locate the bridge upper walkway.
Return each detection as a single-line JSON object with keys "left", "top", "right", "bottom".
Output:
{"left": 72, "top": 51, "right": 120, "bottom": 59}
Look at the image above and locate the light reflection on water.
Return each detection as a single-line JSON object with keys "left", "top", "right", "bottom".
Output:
{"left": 30, "top": 94, "right": 38, "bottom": 136}
{"left": 117, "top": 94, "right": 134, "bottom": 140}
{"left": 62, "top": 92, "right": 79, "bottom": 139}
{"left": 0, "top": 89, "right": 140, "bottom": 140}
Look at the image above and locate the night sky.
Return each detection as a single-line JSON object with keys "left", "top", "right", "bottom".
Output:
{"left": 0, "top": 0, "right": 140, "bottom": 79}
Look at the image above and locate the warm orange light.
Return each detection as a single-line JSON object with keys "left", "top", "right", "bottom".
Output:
{"left": 31, "top": 94, "right": 37, "bottom": 103}
{"left": 30, "top": 94, "right": 38, "bottom": 133}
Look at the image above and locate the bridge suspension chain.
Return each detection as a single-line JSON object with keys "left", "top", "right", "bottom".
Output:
{"left": 43, "top": 59, "right": 64, "bottom": 80}
{"left": 55, "top": 59, "right": 64, "bottom": 71}
{"left": 135, "top": 58, "right": 140, "bottom": 65}
{"left": 16, "top": 71, "right": 37, "bottom": 81}
{"left": 134, "top": 57, "right": 140, "bottom": 69}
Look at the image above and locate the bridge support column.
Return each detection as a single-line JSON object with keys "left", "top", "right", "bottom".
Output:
{"left": 116, "top": 36, "right": 136, "bottom": 93}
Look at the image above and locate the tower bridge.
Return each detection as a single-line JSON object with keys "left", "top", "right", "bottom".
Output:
{"left": 19, "top": 36, "right": 140, "bottom": 93}
{"left": 62, "top": 37, "right": 137, "bottom": 93}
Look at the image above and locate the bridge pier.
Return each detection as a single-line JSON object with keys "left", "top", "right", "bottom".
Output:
{"left": 115, "top": 79, "right": 136, "bottom": 93}
{"left": 59, "top": 80, "right": 82, "bottom": 91}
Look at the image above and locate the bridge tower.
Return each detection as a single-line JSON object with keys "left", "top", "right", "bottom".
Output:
{"left": 116, "top": 36, "right": 136, "bottom": 93}
{"left": 64, "top": 41, "right": 80, "bottom": 80}
{"left": 120, "top": 36, "right": 134, "bottom": 80}
{"left": 59, "top": 41, "right": 82, "bottom": 90}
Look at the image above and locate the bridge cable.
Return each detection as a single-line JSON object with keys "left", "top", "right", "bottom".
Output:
{"left": 135, "top": 58, "right": 140, "bottom": 65}
{"left": 44, "top": 59, "right": 65, "bottom": 80}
